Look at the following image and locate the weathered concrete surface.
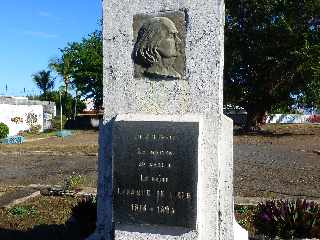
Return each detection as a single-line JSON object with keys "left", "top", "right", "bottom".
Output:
{"left": 95, "top": 0, "right": 231, "bottom": 239}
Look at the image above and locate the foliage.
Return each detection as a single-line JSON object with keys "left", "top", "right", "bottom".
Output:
{"left": 270, "top": 102, "right": 301, "bottom": 114}
{"left": 52, "top": 115, "right": 68, "bottom": 130}
{"left": 0, "top": 123, "right": 10, "bottom": 139}
{"left": 29, "top": 124, "right": 42, "bottom": 134}
{"left": 52, "top": 30, "right": 103, "bottom": 109}
{"left": 254, "top": 199, "right": 320, "bottom": 238}
{"left": 32, "top": 70, "right": 55, "bottom": 97}
{"left": 64, "top": 172, "right": 84, "bottom": 190}
{"left": 8, "top": 206, "right": 37, "bottom": 217}
{"left": 296, "top": 43, "right": 320, "bottom": 112}
{"left": 235, "top": 205, "right": 256, "bottom": 232}
{"left": 225, "top": 0, "right": 320, "bottom": 128}
{"left": 41, "top": 90, "right": 86, "bottom": 119}
{"left": 71, "top": 195, "right": 96, "bottom": 237}
{"left": 0, "top": 122, "right": 9, "bottom": 139}
{"left": 297, "top": 75, "right": 320, "bottom": 113}
{"left": 49, "top": 54, "right": 72, "bottom": 94}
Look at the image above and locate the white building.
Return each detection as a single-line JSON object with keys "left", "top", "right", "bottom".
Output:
{"left": 0, "top": 96, "right": 56, "bottom": 136}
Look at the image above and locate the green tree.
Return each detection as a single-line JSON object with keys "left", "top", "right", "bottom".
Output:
{"left": 42, "top": 90, "right": 86, "bottom": 119}
{"left": 224, "top": 0, "right": 320, "bottom": 128}
{"left": 0, "top": 123, "right": 9, "bottom": 139}
{"left": 32, "top": 70, "right": 55, "bottom": 98}
{"left": 49, "top": 54, "right": 72, "bottom": 94}
{"left": 52, "top": 30, "right": 103, "bottom": 109}
{"left": 296, "top": 44, "right": 320, "bottom": 112}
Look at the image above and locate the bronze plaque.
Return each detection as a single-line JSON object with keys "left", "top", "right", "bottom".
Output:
{"left": 112, "top": 121, "right": 198, "bottom": 228}
{"left": 132, "top": 11, "right": 186, "bottom": 80}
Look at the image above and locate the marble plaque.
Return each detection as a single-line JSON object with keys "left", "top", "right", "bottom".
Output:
{"left": 112, "top": 121, "right": 198, "bottom": 228}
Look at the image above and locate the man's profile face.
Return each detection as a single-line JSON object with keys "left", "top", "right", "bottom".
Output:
{"left": 157, "top": 19, "right": 181, "bottom": 58}
{"left": 132, "top": 11, "right": 186, "bottom": 79}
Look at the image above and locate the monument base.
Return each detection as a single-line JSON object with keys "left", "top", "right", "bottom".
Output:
{"left": 89, "top": 113, "right": 234, "bottom": 240}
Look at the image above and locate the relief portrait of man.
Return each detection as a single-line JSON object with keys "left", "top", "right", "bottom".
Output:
{"left": 133, "top": 17, "right": 182, "bottom": 79}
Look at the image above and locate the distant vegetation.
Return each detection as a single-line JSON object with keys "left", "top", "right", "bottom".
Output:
{"left": 0, "top": 122, "right": 9, "bottom": 139}
{"left": 224, "top": 0, "right": 320, "bottom": 128}
{"left": 32, "top": 2, "right": 320, "bottom": 129}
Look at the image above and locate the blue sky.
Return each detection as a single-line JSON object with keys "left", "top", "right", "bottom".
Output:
{"left": 0, "top": 0, "right": 102, "bottom": 96}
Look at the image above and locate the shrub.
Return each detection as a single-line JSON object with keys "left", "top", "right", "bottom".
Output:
{"left": 64, "top": 172, "right": 84, "bottom": 190}
{"left": 0, "top": 122, "right": 9, "bottom": 139}
{"left": 254, "top": 199, "right": 320, "bottom": 238}
{"left": 52, "top": 115, "right": 67, "bottom": 130}
{"left": 29, "top": 124, "right": 42, "bottom": 134}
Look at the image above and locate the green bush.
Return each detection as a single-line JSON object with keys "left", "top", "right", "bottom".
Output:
{"left": 40, "top": 91, "right": 86, "bottom": 119}
{"left": 64, "top": 172, "right": 84, "bottom": 190}
{"left": 52, "top": 115, "right": 67, "bottom": 130}
{"left": 0, "top": 122, "right": 9, "bottom": 139}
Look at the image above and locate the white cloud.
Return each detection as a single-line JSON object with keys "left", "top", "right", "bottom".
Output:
{"left": 23, "top": 30, "right": 58, "bottom": 38}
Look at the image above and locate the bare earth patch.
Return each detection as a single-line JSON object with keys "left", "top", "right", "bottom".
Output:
{"left": 234, "top": 124, "right": 320, "bottom": 199}
{"left": 1, "top": 125, "right": 320, "bottom": 198}
{"left": 0, "top": 130, "right": 98, "bottom": 188}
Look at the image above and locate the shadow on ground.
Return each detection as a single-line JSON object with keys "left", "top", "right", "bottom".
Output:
{"left": 0, "top": 220, "right": 93, "bottom": 240}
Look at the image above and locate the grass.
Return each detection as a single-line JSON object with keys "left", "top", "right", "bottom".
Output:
{"left": 20, "top": 130, "right": 57, "bottom": 139}
{"left": 2, "top": 196, "right": 320, "bottom": 239}
{"left": 8, "top": 206, "right": 37, "bottom": 217}
{"left": 0, "top": 195, "right": 95, "bottom": 240}
{"left": 0, "top": 196, "right": 78, "bottom": 231}
{"left": 0, "top": 197, "right": 254, "bottom": 234}
{"left": 235, "top": 205, "right": 256, "bottom": 234}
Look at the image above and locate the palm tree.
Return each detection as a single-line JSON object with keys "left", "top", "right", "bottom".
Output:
{"left": 32, "top": 70, "right": 55, "bottom": 97}
{"left": 49, "top": 54, "right": 71, "bottom": 94}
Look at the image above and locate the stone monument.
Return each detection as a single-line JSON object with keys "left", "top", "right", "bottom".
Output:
{"left": 89, "top": 0, "right": 237, "bottom": 239}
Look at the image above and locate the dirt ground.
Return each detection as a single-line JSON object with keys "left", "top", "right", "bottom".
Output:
{"left": 0, "top": 131, "right": 98, "bottom": 188}
{"left": 0, "top": 125, "right": 320, "bottom": 199}
{"left": 234, "top": 124, "right": 320, "bottom": 199}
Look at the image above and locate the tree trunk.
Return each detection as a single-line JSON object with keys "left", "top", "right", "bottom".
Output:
{"left": 245, "top": 109, "right": 266, "bottom": 131}
{"left": 64, "top": 76, "right": 68, "bottom": 94}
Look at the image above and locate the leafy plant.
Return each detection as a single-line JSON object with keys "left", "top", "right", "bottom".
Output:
{"left": 32, "top": 70, "right": 55, "bottom": 97}
{"left": 254, "top": 199, "right": 320, "bottom": 238}
{"left": 8, "top": 206, "right": 37, "bottom": 217}
{"left": 0, "top": 122, "right": 9, "bottom": 139}
{"left": 64, "top": 172, "right": 84, "bottom": 190}
{"left": 235, "top": 205, "right": 256, "bottom": 233}
{"left": 29, "top": 124, "right": 42, "bottom": 134}
{"left": 52, "top": 115, "right": 67, "bottom": 130}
